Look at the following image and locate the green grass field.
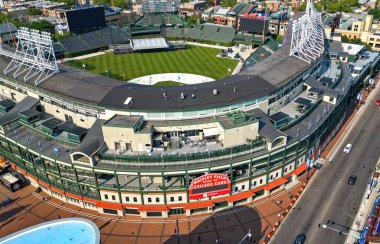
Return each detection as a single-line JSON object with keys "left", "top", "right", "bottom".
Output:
{"left": 66, "top": 46, "right": 239, "bottom": 81}
{"left": 154, "top": 81, "right": 184, "bottom": 86}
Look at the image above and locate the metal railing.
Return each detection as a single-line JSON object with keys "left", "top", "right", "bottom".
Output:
{"left": 99, "top": 138, "right": 266, "bottom": 164}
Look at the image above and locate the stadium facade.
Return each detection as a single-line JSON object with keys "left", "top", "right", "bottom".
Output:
{"left": 0, "top": 1, "right": 379, "bottom": 218}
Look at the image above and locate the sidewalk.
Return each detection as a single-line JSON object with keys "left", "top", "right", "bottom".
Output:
{"left": 321, "top": 77, "right": 379, "bottom": 159}
{"left": 345, "top": 158, "right": 380, "bottom": 244}
{"left": 270, "top": 76, "right": 380, "bottom": 243}
{"left": 62, "top": 50, "right": 109, "bottom": 62}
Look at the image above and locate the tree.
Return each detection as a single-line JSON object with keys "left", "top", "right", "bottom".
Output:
{"left": 27, "top": 8, "right": 43, "bottom": 16}
{"left": 93, "top": 0, "right": 111, "bottom": 6}
{"left": 28, "top": 20, "right": 54, "bottom": 33}
{"left": 206, "top": 18, "right": 215, "bottom": 24}
{"left": 314, "top": 3, "right": 323, "bottom": 11}
{"left": 186, "top": 15, "right": 200, "bottom": 25}
{"left": 369, "top": 9, "right": 380, "bottom": 20}
{"left": 296, "top": 3, "right": 306, "bottom": 12}
{"left": 220, "top": 0, "right": 236, "bottom": 8}
{"left": 59, "top": 0, "right": 76, "bottom": 6}
{"left": 54, "top": 31, "right": 73, "bottom": 41}
{"left": 341, "top": 35, "right": 372, "bottom": 51}
{"left": 111, "top": 0, "right": 128, "bottom": 8}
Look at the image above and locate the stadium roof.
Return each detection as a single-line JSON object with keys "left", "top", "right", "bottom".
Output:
{"left": 0, "top": 23, "right": 17, "bottom": 35}
{"left": 73, "top": 119, "right": 105, "bottom": 157}
{"left": 131, "top": 38, "right": 169, "bottom": 50}
{"left": 294, "top": 97, "right": 312, "bottom": 107}
{"left": 0, "top": 96, "right": 39, "bottom": 126}
{"left": 269, "top": 111, "right": 289, "bottom": 122}
{"left": 0, "top": 11, "right": 323, "bottom": 112}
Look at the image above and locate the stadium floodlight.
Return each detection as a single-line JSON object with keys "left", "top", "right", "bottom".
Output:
{"left": 3, "top": 27, "right": 59, "bottom": 86}
{"left": 289, "top": 0, "right": 324, "bottom": 64}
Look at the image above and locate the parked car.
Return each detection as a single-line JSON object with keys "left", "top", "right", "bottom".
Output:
{"left": 348, "top": 175, "right": 357, "bottom": 185}
{"left": 294, "top": 234, "right": 306, "bottom": 244}
{"left": 376, "top": 98, "right": 380, "bottom": 106}
{"left": 343, "top": 144, "right": 352, "bottom": 153}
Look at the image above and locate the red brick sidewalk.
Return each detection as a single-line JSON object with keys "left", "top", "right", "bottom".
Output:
{"left": 0, "top": 174, "right": 312, "bottom": 244}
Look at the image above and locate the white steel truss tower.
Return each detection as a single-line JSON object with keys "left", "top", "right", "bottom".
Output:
{"left": 4, "top": 27, "right": 59, "bottom": 86}
{"left": 289, "top": 0, "right": 324, "bottom": 64}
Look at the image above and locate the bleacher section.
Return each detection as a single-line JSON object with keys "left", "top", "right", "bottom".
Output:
{"left": 265, "top": 38, "right": 279, "bottom": 52}
{"left": 135, "top": 14, "right": 183, "bottom": 27}
{"left": 166, "top": 24, "right": 236, "bottom": 44}
{"left": 130, "top": 26, "right": 161, "bottom": 36}
{"left": 58, "top": 27, "right": 130, "bottom": 54}
{"left": 234, "top": 33, "right": 263, "bottom": 45}
{"left": 242, "top": 38, "right": 279, "bottom": 69}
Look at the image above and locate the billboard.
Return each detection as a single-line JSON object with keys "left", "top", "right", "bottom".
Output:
{"left": 240, "top": 17, "right": 269, "bottom": 35}
{"left": 189, "top": 173, "right": 231, "bottom": 200}
{"left": 66, "top": 7, "right": 106, "bottom": 34}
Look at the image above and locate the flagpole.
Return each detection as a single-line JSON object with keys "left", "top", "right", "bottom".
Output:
{"left": 175, "top": 218, "right": 180, "bottom": 244}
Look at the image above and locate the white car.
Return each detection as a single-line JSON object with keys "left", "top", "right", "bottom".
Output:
{"left": 343, "top": 144, "right": 352, "bottom": 153}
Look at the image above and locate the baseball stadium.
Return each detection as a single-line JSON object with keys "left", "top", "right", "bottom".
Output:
{"left": 0, "top": 0, "right": 378, "bottom": 219}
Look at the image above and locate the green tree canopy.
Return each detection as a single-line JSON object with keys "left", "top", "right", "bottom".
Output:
{"left": 221, "top": 0, "right": 237, "bottom": 8}
{"left": 297, "top": 0, "right": 358, "bottom": 13}
{"left": 27, "top": 8, "right": 43, "bottom": 16}
{"left": 28, "top": 20, "right": 54, "bottom": 33}
{"left": 341, "top": 35, "right": 372, "bottom": 51}
{"left": 111, "top": 0, "right": 128, "bottom": 8}
{"left": 369, "top": 8, "right": 380, "bottom": 20}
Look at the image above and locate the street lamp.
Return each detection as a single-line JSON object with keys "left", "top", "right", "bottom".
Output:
{"left": 322, "top": 224, "right": 361, "bottom": 239}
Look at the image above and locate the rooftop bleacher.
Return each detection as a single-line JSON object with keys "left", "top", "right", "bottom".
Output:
{"left": 234, "top": 33, "right": 263, "bottom": 45}
{"left": 57, "top": 27, "right": 130, "bottom": 54}
{"left": 135, "top": 14, "right": 183, "bottom": 27}
{"left": 242, "top": 38, "right": 279, "bottom": 69}
{"left": 167, "top": 24, "right": 236, "bottom": 44}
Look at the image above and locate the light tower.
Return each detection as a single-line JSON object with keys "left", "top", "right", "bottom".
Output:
{"left": 4, "top": 27, "right": 59, "bottom": 86}
{"left": 289, "top": 0, "right": 324, "bottom": 64}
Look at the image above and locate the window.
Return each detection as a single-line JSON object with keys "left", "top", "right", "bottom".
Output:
{"left": 148, "top": 197, "right": 152, "bottom": 203}
{"left": 270, "top": 175, "right": 273, "bottom": 180}
{"left": 260, "top": 179, "right": 263, "bottom": 184}
{"left": 235, "top": 186, "right": 238, "bottom": 192}
{"left": 178, "top": 196, "right": 183, "bottom": 202}
{"left": 275, "top": 173, "right": 278, "bottom": 178}
{"left": 104, "top": 194, "right": 108, "bottom": 200}
{"left": 253, "top": 181, "right": 256, "bottom": 186}
{"left": 170, "top": 197, "right": 174, "bottom": 202}
{"left": 156, "top": 197, "right": 160, "bottom": 203}
{"left": 133, "top": 197, "right": 137, "bottom": 203}
{"left": 290, "top": 165, "right": 292, "bottom": 170}
{"left": 242, "top": 185, "right": 245, "bottom": 190}
{"left": 112, "top": 195, "right": 116, "bottom": 201}
{"left": 125, "top": 196, "right": 130, "bottom": 202}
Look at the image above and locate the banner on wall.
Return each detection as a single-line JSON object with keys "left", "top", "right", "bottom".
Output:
{"left": 189, "top": 173, "right": 231, "bottom": 200}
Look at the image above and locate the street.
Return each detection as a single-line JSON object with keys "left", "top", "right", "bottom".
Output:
{"left": 271, "top": 88, "right": 380, "bottom": 244}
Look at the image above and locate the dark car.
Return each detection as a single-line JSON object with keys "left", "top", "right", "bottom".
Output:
{"left": 348, "top": 175, "right": 357, "bottom": 185}
{"left": 294, "top": 234, "right": 306, "bottom": 244}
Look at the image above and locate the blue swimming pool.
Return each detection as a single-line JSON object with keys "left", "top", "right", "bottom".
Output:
{"left": 0, "top": 218, "right": 100, "bottom": 244}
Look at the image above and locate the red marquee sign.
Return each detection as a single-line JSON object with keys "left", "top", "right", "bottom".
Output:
{"left": 189, "top": 173, "right": 231, "bottom": 200}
